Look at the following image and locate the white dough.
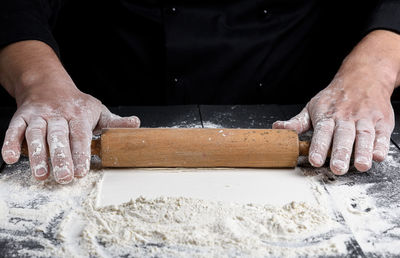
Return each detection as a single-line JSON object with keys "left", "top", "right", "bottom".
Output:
{"left": 98, "top": 167, "right": 319, "bottom": 207}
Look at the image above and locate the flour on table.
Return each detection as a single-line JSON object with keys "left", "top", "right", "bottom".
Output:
{"left": 166, "top": 121, "right": 222, "bottom": 129}
{"left": 0, "top": 158, "right": 102, "bottom": 257}
{"left": 59, "top": 175, "right": 345, "bottom": 258}
{"left": 0, "top": 157, "right": 348, "bottom": 257}
{"left": 2, "top": 144, "right": 400, "bottom": 257}
{"left": 323, "top": 147, "right": 400, "bottom": 255}
{"left": 0, "top": 198, "right": 8, "bottom": 223}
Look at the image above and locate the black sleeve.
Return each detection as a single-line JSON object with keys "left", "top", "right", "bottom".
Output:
{"left": 366, "top": 0, "right": 400, "bottom": 35}
{"left": 0, "top": 0, "right": 63, "bottom": 56}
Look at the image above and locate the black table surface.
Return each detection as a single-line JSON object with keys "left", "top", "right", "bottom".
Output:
{"left": 0, "top": 103, "right": 399, "bottom": 166}
{"left": 0, "top": 103, "right": 399, "bottom": 257}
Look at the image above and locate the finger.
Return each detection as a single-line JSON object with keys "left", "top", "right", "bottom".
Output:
{"left": 69, "top": 119, "right": 92, "bottom": 178}
{"left": 2, "top": 116, "right": 27, "bottom": 164}
{"left": 97, "top": 106, "right": 140, "bottom": 129}
{"left": 330, "top": 120, "right": 356, "bottom": 175}
{"left": 272, "top": 108, "right": 311, "bottom": 134}
{"left": 354, "top": 119, "right": 375, "bottom": 172}
{"left": 372, "top": 120, "right": 393, "bottom": 162}
{"left": 308, "top": 118, "right": 335, "bottom": 167}
{"left": 25, "top": 117, "right": 50, "bottom": 180}
{"left": 47, "top": 118, "right": 74, "bottom": 184}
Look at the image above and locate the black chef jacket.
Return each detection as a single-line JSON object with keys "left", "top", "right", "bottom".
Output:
{"left": 0, "top": 0, "right": 400, "bottom": 106}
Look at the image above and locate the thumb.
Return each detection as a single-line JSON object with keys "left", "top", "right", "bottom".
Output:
{"left": 272, "top": 107, "right": 311, "bottom": 134}
{"left": 97, "top": 106, "right": 140, "bottom": 130}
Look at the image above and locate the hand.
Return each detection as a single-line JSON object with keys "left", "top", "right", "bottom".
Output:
{"left": 1, "top": 79, "right": 140, "bottom": 184}
{"left": 0, "top": 41, "right": 140, "bottom": 184}
{"left": 273, "top": 30, "right": 399, "bottom": 175}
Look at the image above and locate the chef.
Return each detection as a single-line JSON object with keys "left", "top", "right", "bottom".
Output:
{"left": 0, "top": 1, "right": 399, "bottom": 184}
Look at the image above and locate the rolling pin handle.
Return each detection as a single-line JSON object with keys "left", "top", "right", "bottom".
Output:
{"left": 299, "top": 141, "right": 310, "bottom": 156}
{"left": 91, "top": 137, "right": 101, "bottom": 157}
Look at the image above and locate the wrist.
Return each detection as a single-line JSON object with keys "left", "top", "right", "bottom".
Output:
{"left": 15, "top": 75, "right": 77, "bottom": 106}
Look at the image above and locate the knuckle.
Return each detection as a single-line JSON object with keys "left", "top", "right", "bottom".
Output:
{"left": 310, "top": 139, "right": 329, "bottom": 151}
{"left": 375, "top": 135, "right": 390, "bottom": 145}
{"left": 355, "top": 148, "right": 372, "bottom": 156}
{"left": 375, "top": 127, "right": 391, "bottom": 136}
{"left": 375, "top": 121, "right": 393, "bottom": 134}
{"left": 314, "top": 119, "right": 334, "bottom": 132}
{"left": 26, "top": 127, "right": 45, "bottom": 137}
{"left": 52, "top": 148, "right": 67, "bottom": 159}
{"left": 356, "top": 128, "right": 374, "bottom": 136}
{"left": 71, "top": 129, "right": 92, "bottom": 141}
{"left": 48, "top": 136, "right": 68, "bottom": 155}
{"left": 5, "top": 128, "right": 16, "bottom": 137}
{"left": 27, "top": 117, "right": 47, "bottom": 127}
{"left": 283, "top": 120, "right": 299, "bottom": 129}
{"left": 9, "top": 117, "right": 26, "bottom": 128}
{"left": 69, "top": 119, "right": 91, "bottom": 133}
{"left": 332, "top": 147, "right": 351, "bottom": 159}
{"left": 48, "top": 130, "right": 68, "bottom": 139}
{"left": 334, "top": 121, "right": 354, "bottom": 131}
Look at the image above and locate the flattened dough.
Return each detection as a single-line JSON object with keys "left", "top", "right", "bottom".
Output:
{"left": 98, "top": 167, "right": 319, "bottom": 207}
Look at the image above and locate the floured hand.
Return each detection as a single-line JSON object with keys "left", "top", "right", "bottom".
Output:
{"left": 2, "top": 81, "right": 140, "bottom": 184}
{"left": 0, "top": 41, "right": 140, "bottom": 184}
{"left": 2, "top": 82, "right": 140, "bottom": 184}
{"left": 273, "top": 30, "right": 399, "bottom": 175}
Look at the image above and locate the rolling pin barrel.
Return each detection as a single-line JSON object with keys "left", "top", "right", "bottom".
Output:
{"left": 100, "top": 128, "right": 301, "bottom": 168}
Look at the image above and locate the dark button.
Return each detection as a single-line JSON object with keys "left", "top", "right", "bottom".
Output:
{"left": 164, "top": 7, "right": 177, "bottom": 15}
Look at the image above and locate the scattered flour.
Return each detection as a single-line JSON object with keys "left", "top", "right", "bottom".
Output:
{"left": 167, "top": 121, "right": 222, "bottom": 129}
{"left": 0, "top": 157, "right": 348, "bottom": 257}
{"left": 324, "top": 146, "right": 400, "bottom": 256}
{"left": 203, "top": 121, "right": 224, "bottom": 128}
{"left": 1, "top": 143, "right": 399, "bottom": 257}
{"left": 0, "top": 158, "right": 102, "bottom": 257}
{"left": 0, "top": 198, "right": 8, "bottom": 223}
{"left": 30, "top": 139, "right": 43, "bottom": 157}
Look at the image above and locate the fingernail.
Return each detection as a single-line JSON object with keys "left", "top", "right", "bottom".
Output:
{"left": 310, "top": 153, "right": 323, "bottom": 166}
{"left": 332, "top": 160, "right": 347, "bottom": 174}
{"left": 54, "top": 166, "right": 73, "bottom": 184}
{"left": 3, "top": 150, "right": 19, "bottom": 163}
{"left": 3, "top": 150, "right": 16, "bottom": 156}
{"left": 373, "top": 150, "right": 384, "bottom": 159}
{"left": 355, "top": 156, "right": 369, "bottom": 165}
{"left": 35, "top": 167, "right": 47, "bottom": 177}
{"left": 74, "top": 164, "right": 88, "bottom": 178}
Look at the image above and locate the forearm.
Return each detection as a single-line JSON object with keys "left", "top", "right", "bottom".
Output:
{"left": 339, "top": 30, "right": 400, "bottom": 94}
{"left": 0, "top": 40, "right": 71, "bottom": 103}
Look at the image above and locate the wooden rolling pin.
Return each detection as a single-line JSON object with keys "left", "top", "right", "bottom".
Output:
{"left": 22, "top": 128, "right": 312, "bottom": 168}
{"left": 96, "top": 128, "right": 310, "bottom": 168}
